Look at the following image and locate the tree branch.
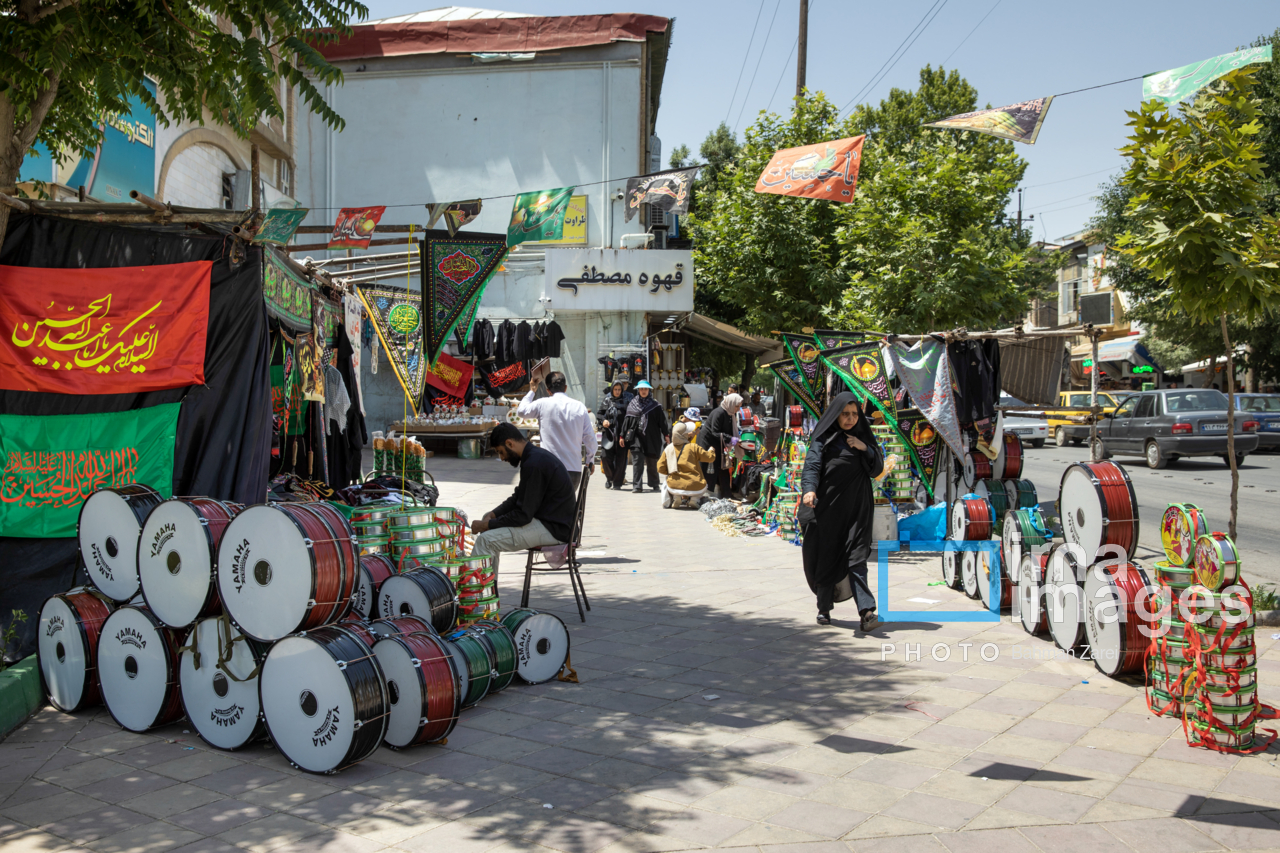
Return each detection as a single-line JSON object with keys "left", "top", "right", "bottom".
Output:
{"left": 34, "top": 0, "right": 79, "bottom": 21}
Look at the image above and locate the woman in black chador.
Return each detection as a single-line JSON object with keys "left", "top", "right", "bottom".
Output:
{"left": 800, "top": 392, "right": 884, "bottom": 630}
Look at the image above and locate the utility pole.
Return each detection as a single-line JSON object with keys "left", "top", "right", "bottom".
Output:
{"left": 1016, "top": 187, "right": 1023, "bottom": 231}
{"left": 795, "top": 0, "right": 808, "bottom": 99}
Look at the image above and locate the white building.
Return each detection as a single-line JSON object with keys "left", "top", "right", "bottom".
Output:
{"left": 294, "top": 6, "right": 677, "bottom": 426}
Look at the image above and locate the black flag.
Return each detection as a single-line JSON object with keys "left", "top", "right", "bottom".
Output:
{"left": 623, "top": 167, "right": 698, "bottom": 223}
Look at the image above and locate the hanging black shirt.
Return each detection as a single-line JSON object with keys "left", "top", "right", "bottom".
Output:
{"left": 496, "top": 319, "right": 517, "bottom": 362}
{"left": 474, "top": 319, "right": 496, "bottom": 361}
{"left": 515, "top": 321, "right": 533, "bottom": 361}
{"left": 545, "top": 321, "right": 566, "bottom": 358}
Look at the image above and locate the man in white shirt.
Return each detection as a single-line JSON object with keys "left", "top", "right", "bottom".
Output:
{"left": 517, "top": 371, "right": 597, "bottom": 492}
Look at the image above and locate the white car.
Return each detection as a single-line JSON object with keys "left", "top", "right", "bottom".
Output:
{"left": 1000, "top": 394, "right": 1048, "bottom": 448}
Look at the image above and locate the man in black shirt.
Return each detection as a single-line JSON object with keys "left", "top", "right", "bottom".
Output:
{"left": 470, "top": 422, "right": 575, "bottom": 572}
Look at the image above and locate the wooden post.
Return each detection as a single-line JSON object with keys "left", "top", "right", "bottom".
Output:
{"left": 795, "top": 0, "right": 808, "bottom": 98}
{"left": 250, "top": 144, "right": 261, "bottom": 215}
{"left": 1089, "top": 333, "right": 1100, "bottom": 462}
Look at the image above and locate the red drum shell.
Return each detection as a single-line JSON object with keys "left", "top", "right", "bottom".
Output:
{"left": 39, "top": 589, "right": 115, "bottom": 712}
{"left": 139, "top": 498, "right": 243, "bottom": 627}
{"left": 334, "top": 618, "right": 379, "bottom": 650}
{"left": 997, "top": 433, "right": 1023, "bottom": 480}
{"left": 1086, "top": 561, "right": 1155, "bottom": 677}
{"left": 368, "top": 615, "right": 437, "bottom": 639}
{"left": 956, "top": 497, "right": 994, "bottom": 541}
{"left": 387, "top": 632, "right": 460, "bottom": 747}
{"left": 1059, "top": 461, "right": 1139, "bottom": 561}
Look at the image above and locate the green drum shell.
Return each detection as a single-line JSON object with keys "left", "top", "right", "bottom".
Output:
{"left": 447, "top": 631, "right": 493, "bottom": 708}
{"left": 389, "top": 522, "right": 456, "bottom": 542}
{"left": 1153, "top": 560, "right": 1196, "bottom": 589}
{"left": 1147, "top": 686, "right": 1185, "bottom": 718}
{"left": 391, "top": 509, "right": 439, "bottom": 527}
{"left": 1193, "top": 624, "right": 1255, "bottom": 651}
{"left": 1200, "top": 681, "right": 1257, "bottom": 708}
{"left": 1189, "top": 718, "right": 1254, "bottom": 749}
{"left": 352, "top": 521, "right": 388, "bottom": 536}
{"left": 471, "top": 619, "right": 517, "bottom": 693}
{"left": 394, "top": 539, "right": 450, "bottom": 556}
{"left": 1200, "top": 665, "right": 1257, "bottom": 691}
{"left": 983, "top": 480, "right": 1010, "bottom": 521}
{"left": 1194, "top": 699, "right": 1258, "bottom": 728}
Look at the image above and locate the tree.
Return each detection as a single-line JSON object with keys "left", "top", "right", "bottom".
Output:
{"left": 668, "top": 144, "right": 692, "bottom": 170}
{"left": 1118, "top": 67, "right": 1280, "bottom": 538}
{"left": 697, "top": 121, "right": 741, "bottom": 187}
{"left": 1, "top": 0, "right": 366, "bottom": 243}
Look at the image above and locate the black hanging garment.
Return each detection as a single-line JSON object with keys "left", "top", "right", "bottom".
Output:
{"left": 325, "top": 327, "right": 367, "bottom": 489}
{"left": 474, "top": 319, "right": 496, "bottom": 361}
{"left": 482, "top": 358, "right": 529, "bottom": 396}
{"left": 515, "top": 321, "right": 533, "bottom": 361}
{"left": 495, "top": 319, "right": 517, "bottom": 362}
{"left": 544, "top": 321, "right": 566, "bottom": 358}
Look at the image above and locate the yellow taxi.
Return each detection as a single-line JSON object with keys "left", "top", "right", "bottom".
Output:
{"left": 1048, "top": 390, "right": 1122, "bottom": 446}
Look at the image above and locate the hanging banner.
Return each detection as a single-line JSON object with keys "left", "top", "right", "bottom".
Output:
{"left": 453, "top": 289, "right": 482, "bottom": 349}
{"left": 754, "top": 135, "right": 864, "bottom": 203}
{"left": 343, "top": 294, "right": 365, "bottom": 415}
{"left": 895, "top": 408, "right": 942, "bottom": 488}
{"left": 822, "top": 342, "right": 896, "bottom": 417}
{"left": 624, "top": 167, "right": 698, "bottom": 223}
{"left": 481, "top": 358, "right": 528, "bottom": 397}
{"left": 262, "top": 249, "right": 340, "bottom": 341}
{"left": 426, "top": 200, "right": 483, "bottom": 237}
{"left": 781, "top": 332, "right": 824, "bottom": 403}
{"left": 421, "top": 233, "right": 507, "bottom": 366}
{"left": 0, "top": 402, "right": 181, "bottom": 538}
{"left": 923, "top": 98, "right": 1054, "bottom": 145}
{"left": 424, "top": 350, "right": 474, "bottom": 399}
{"left": 358, "top": 285, "right": 428, "bottom": 414}
{"left": 253, "top": 208, "right": 308, "bottom": 246}
{"left": 1143, "top": 45, "right": 1273, "bottom": 105}
{"left": 813, "top": 329, "right": 864, "bottom": 351}
{"left": 765, "top": 358, "right": 823, "bottom": 420}
{"left": 328, "top": 206, "right": 387, "bottom": 250}
{"left": 885, "top": 339, "right": 965, "bottom": 458}
{"left": 0, "top": 261, "right": 210, "bottom": 395}
{"left": 508, "top": 187, "right": 576, "bottom": 248}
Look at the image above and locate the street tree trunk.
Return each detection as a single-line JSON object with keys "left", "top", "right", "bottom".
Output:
{"left": 1221, "top": 314, "right": 1238, "bottom": 540}
{"left": 0, "top": 32, "right": 68, "bottom": 250}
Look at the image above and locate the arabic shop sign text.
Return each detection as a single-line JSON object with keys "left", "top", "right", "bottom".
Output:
{"left": 543, "top": 249, "right": 694, "bottom": 312}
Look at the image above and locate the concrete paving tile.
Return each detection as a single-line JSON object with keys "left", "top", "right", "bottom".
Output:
{"left": 514, "top": 747, "right": 601, "bottom": 775}
{"left": 343, "top": 769, "right": 446, "bottom": 803}
{"left": 1004, "top": 718, "right": 1088, "bottom": 744}
{"left": 882, "top": 794, "right": 984, "bottom": 831}
{"left": 1028, "top": 703, "right": 1111, "bottom": 727}
{"left": 189, "top": 766, "right": 288, "bottom": 797}
{"left": 594, "top": 831, "right": 706, "bottom": 853}
{"left": 236, "top": 778, "right": 340, "bottom": 811}
{"left": 1214, "top": 769, "right": 1280, "bottom": 806}
{"left": 847, "top": 835, "right": 946, "bottom": 853}
{"left": 287, "top": 791, "right": 388, "bottom": 827}
{"left": 928, "top": 709, "right": 1017, "bottom": 734}
{"left": 531, "top": 814, "right": 631, "bottom": 853}
{"left": 1078, "top": 798, "right": 1171, "bottom": 822}
{"left": 517, "top": 779, "right": 615, "bottom": 811}
{"left": 214, "top": 813, "right": 327, "bottom": 853}
{"left": 645, "top": 808, "right": 752, "bottom": 846}
{"left": 41, "top": 805, "right": 152, "bottom": 844}
{"left": 120, "top": 783, "right": 224, "bottom": 819}
{"left": 844, "top": 815, "right": 944, "bottom": 839}
{"left": 464, "top": 763, "right": 558, "bottom": 796}
{"left": 0, "top": 780, "right": 62, "bottom": 809}
{"left": 1048, "top": 744, "right": 1142, "bottom": 777}
{"left": 629, "top": 771, "right": 731, "bottom": 805}
{"left": 845, "top": 759, "right": 939, "bottom": 791}
{"left": 721, "top": 823, "right": 822, "bottom": 846}
{"left": 1129, "top": 758, "right": 1226, "bottom": 792}
{"left": 1075, "top": 726, "right": 1165, "bottom": 757}
{"left": 395, "top": 781, "right": 506, "bottom": 818}
{"left": 71, "top": 733, "right": 155, "bottom": 757}
{"left": 107, "top": 743, "right": 195, "bottom": 770}
{"left": 329, "top": 803, "right": 444, "bottom": 845}
{"left": 269, "top": 830, "right": 385, "bottom": 853}
{"left": 935, "top": 828, "right": 1039, "bottom": 852}
{"left": 1186, "top": 812, "right": 1280, "bottom": 850}
{"left": 960, "top": 806, "right": 1063, "bottom": 831}
{"left": 1103, "top": 817, "right": 1225, "bottom": 852}
{"left": 1107, "top": 779, "right": 1206, "bottom": 814}
{"left": 84, "top": 821, "right": 202, "bottom": 853}
{"left": 1, "top": 791, "right": 107, "bottom": 827}
{"left": 1152, "top": 740, "right": 1242, "bottom": 769}
{"left": 995, "top": 785, "right": 1096, "bottom": 822}
{"left": 566, "top": 758, "right": 664, "bottom": 790}
{"left": 979, "top": 734, "right": 1066, "bottom": 764}
{"left": 394, "top": 818, "right": 508, "bottom": 853}
{"left": 168, "top": 800, "right": 270, "bottom": 835}
{"left": 906, "top": 725, "right": 992, "bottom": 751}
{"left": 767, "top": 801, "right": 868, "bottom": 839}
{"left": 741, "top": 767, "right": 839, "bottom": 798}
{"left": 771, "top": 745, "right": 873, "bottom": 778}
{"left": 0, "top": 827, "right": 75, "bottom": 853}
{"left": 915, "top": 771, "right": 1016, "bottom": 807}
{"left": 149, "top": 753, "right": 244, "bottom": 783}
{"left": 1099, "top": 712, "right": 1183, "bottom": 736}
{"left": 987, "top": 682, "right": 1063, "bottom": 703}
{"left": 573, "top": 792, "right": 687, "bottom": 831}
{"left": 967, "top": 697, "right": 1044, "bottom": 718}
{"left": 39, "top": 757, "right": 134, "bottom": 789}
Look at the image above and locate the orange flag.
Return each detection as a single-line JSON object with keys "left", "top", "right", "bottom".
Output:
{"left": 754, "top": 135, "right": 864, "bottom": 203}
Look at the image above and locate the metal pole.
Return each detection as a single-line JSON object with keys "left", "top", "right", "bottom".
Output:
{"left": 795, "top": 0, "right": 808, "bottom": 98}
{"left": 1089, "top": 332, "right": 1100, "bottom": 462}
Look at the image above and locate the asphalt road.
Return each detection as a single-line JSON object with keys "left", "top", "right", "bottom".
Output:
{"left": 1015, "top": 442, "right": 1280, "bottom": 588}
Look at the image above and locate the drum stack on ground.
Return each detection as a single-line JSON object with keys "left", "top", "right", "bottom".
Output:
{"left": 38, "top": 484, "right": 574, "bottom": 776}
{"left": 871, "top": 425, "right": 913, "bottom": 505}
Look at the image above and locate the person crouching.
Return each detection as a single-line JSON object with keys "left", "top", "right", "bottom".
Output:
{"left": 660, "top": 421, "right": 716, "bottom": 508}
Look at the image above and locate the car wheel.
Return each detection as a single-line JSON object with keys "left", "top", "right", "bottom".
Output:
{"left": 1091, "top": 439, "right": 1110, "bottom": 460}
{"left": 1031, "top": 438, "right": 1045, "bottom": 448}
{"left": 1221, "top": 452, "right": 1247, "bottom": 467}
{"left": 1145, "top": 440, "right": 1167, "bottom": 469}
{"left": 1054, "top": 427, "right": 1068, "bottom": 447}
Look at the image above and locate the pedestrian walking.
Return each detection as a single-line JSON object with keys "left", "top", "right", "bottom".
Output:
{"left": 621, "top": 380, "right": 669, "bottom": 493}
{"left": 597, "top": 380, "right": 629, "bottom": 490}
{"left": 517, "top": 371, "right": 596, "bottom": 492}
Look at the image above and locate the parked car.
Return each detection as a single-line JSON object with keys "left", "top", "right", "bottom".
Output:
{"left": 1095, "top": 389, "right": 1260, "bottom": 469}
{"left": 1047, "top": 390, "right": 1121, "bottom": 447}
{"left": 999, "top": 394, "right": 1048, "bottom": 447}
{"left": 1237, "top": 393, "right": 1280, "bottom": 450}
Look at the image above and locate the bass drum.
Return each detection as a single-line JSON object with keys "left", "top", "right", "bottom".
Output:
{"left": 38, "top": 588, "right": 115, "bottom": 712}
{"left": 1017, "top": 552, "right": 1050, "bottom": 636}
{"left": 993, "top": 433, "right": 1023, "bottom": 480}
{"left": 976, "top": 548, "right": 1009, "bottom": 611}
{"left": 941, "top": 550, "right": 961, "bottom": 590}
{"left": 139, "top": 498, "right": 243, "bottom": 628}
{"left": 951, "top": 496, "right": 994, "bottom": 541}
{"left": 1004, "top": 479, "right": 1038, "bottom": 512}
{"left": 1059, "top": 461, "right": 1139, "bottom": 562}
{"left": 444, "top": 629, "right": 493, "bottom": 709}
{"left": 352, "top": 555, "right": 397, "bottom": 620}
{"left": 78, "top": 484, "right": 164, "bottom": 602}
{"left": 1002, "top": 508, "right": 1049, "bottom": 576}
{"left": 960, "top": 550, "right": 981, "bottom": 600}
{"left": 501, "top": 608, "right": 570, "bottom": 684}
{"left": 1084, "top": 561, "right": 1156, "bottom": 677}
{"left": 1045, "top": 543, "right": 1087, "bottom": 652}
{"left": 98, "top": 605, "right": 186, "bottom": 732}
{"left": 962, "top": 452, "right": 992, "bottom": 491}
{"left": 179, "top": 617, "right": 269, "bottom": 750}
{"left": 378, "top": 566, "right": 457, "bottom": 635}
{"left": 259, "top": 626, "right": 388, "bottom": 774}
{"left": 374, "top": 631, "right": 461, "bottom": 749}
{"left": 471, "top": 618, "right": 518, "bottom": 694}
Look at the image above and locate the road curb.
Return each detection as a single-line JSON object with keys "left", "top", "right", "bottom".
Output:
{"left": 1258, "top": 610, "right": 1280, "bottom": 627}
{"left": 0, "top": 656, "right": 43, "bottom": 738}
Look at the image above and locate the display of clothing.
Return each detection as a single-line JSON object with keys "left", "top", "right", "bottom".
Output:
{"left": 515, "top": 321, "right": 533, "bottom": 361}
{"left": 481, "top": 358, "right": 529, "bottom": 396}
{"left": 474, "top": 318, "right": 496, "bottom": 361}
{"left": 496, "top": 319, "right": 517, "bottom": 362}
{"left": 544, "top": 321, "right": 565, "bottom": 358}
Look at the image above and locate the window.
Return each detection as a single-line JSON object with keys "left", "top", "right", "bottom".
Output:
{"left": 1135, "top": 396, "right": 1155, "bottom": 418}
{"left": 1069, "top": 394, "right": 1089, "bottom": 406}
{"left": 1113, "top": 397, "right": 1139, "bottom": 419}
{"left": 1164, "top": 390, "right": 1227, "bottom": 412}
{"left": 1241, "top": 396, "right": 1280, "bottom": 412}
{"left": 1061, "top": 278, "right": 1082, "bottom": 314}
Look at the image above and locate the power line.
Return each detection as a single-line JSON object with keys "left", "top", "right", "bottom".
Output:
{"left": 766, "top": 0, "right": 817, "bottom": 112}
{"left": 1025, "top": 166, "right": 1121, "bottom": 189}
{"left": 734, "top": 0, "right": 786, "bottom": 133}
{"left": 1032, "top": 198, "right": 1101, "bottom": 216}
{"left": 940, "top": 0, "right": 1001, "bottom": 67}
{"left": 1027, "top": 188, "right": 1102, "bottom": 209}
{"left": 725, "top": 0, "right": 769, "bottom": 125}
{"left": 840, "top": 0, "right": 948, "bottom": 116}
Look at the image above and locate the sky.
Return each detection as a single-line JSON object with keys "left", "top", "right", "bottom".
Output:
{"left": 358, "top": 0, "right": 1279, "bottom": 242}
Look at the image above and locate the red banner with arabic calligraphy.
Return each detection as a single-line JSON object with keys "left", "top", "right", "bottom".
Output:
{"left": 754, "top": 135, "right": 864, "bottom": 203}
{"left": 328, "top": 206, "right": 387, "bottom": 249}
{"left": 0, "top": 262, "right": 211, "bottom": 394}
{"left": 424, "top": 350, "right": 474, "bottom": 398}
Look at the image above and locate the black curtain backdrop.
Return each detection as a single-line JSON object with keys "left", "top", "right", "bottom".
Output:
{"left": 0, "top": 214, "right": 272, "bottom": 659}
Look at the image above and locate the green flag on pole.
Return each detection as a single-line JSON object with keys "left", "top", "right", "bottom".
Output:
{"left": 0, "top": 402, "right": 181, "bottom": 537}
{"left": 1143, "top": 45, "right": 1273, "bottom": 105}
{"left": 507, "top": 187, "right": 576, "bottom": 248}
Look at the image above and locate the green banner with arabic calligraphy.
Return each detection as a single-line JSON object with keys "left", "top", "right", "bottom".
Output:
{"left": 262, "top": 249, "right": 341, "bottom": 343}
{"left": 1, "top": 403, "right": 180, "bottom": 537}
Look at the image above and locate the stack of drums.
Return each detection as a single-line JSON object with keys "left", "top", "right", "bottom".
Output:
{"left": 871, "top": 425, "right": 913, "bottom": 505}
{"left": 946, "top": 494, "right": 995, "bottom": 600}
{"left": 1148, "top": 503, "right": 1207, "bottom": 716}
{"left": 388, "top": 506, "right": 459, "bottom": 569}
{"left": 352, "top": 507, "right": 396, "bottom": 556}
{"left": 451, "top": 557, "right": 499, "bottom": 626}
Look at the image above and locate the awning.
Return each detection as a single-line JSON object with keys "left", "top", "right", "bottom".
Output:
{"left": 671, "top": 312, "right": 785, "bottom": 361}
{"left": 1070, "top": 334, "right": 1152, "bottom": 366}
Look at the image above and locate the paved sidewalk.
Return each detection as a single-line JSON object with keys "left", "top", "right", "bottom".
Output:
{"left": 3, "top": 456, "right": 1280, "bottom": 853}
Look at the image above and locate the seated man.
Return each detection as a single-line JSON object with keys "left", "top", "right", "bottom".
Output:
{"left": 470, "top": 422, "right": 576, "bottom": 571}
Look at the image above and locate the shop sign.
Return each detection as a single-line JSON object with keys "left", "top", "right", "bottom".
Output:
{"left": 544, "top": 248, "right": 694, "bottom": 312}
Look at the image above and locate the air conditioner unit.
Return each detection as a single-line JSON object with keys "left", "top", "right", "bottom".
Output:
{"left": 1080, "top": 291, "right": 1114, "bottom": 326}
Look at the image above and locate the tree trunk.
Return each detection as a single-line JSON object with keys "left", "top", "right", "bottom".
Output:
{"left": 1202, "top": 354, "right": 1217, "bottom": 388}
{"left": 1221, "top": 314, "right": 1238, "bottom": 541}
{"left": 742, "top": 352, "right": 757, "bottom": 391}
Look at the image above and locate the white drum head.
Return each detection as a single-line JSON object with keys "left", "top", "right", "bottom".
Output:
{"left": 99, "top": 607, "right": 174, "bottom": 732}
{"left": 140, "top": 501, "right": 215, "bottom": 628}
{"left": 260, "top": 635, "right": 356, "bottom": 773}
{"left": 1045, "top": 548, "right": 1085, "bottom": 651}
{"left": 974, "top": 480, "right": 990, "bottom": 498}
{"left": 950, "top": 501, "right": 965, "bottom": 538}
{"left": 1060, "top": 466, "right": 1104, "bottom": 560}
{"left": 79, "top": 490, "right": 146, "bottom": 601}
{"left": 1084, "top": 565, "right": 1124, "bottom": 676}
{"left": 507, "top": 613, "right": 569, "bottom": 684}
{"left": 962, "top": 453, "right": 977, "bottom": 490}
{"left": 1004, "top": 480, "right": 1019, "bottom": 510}
{"left": 942, "top": 550, "right": 959, "bottom": 588}
{"left": 217, "top": 506, "right": 312, "bottom": 642}
{"left": 39, "top": 596, "right": 89, "bottom": 711}
{"left": 993, "top": 440, "right": 1007, "bottom": 480}
{"left": 977, "top": 550, "right": 996, "bottom": 610}
{"left": 1018, "top": 555, "right": 1044, "bottom": 635}
{"left": 961, "top": 550, "right": 980, "bottom": 599}
{"left": 374, "top": 638, "right": 425, "bottom": 748}
{"left": 180, "top": 618, "right": 262, "bottom": 750}
{"left": 353, "top": 565, "right": 377, "bottom": 620}
{"left": 378, "top": 574, "right": 433, "bottom": 620}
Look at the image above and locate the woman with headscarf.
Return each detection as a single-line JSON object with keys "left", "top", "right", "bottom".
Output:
{"left": 697, "top": 392, "right": 741, "bottom": 499}
{"left": 597, "top": 381, "right": 630, "bottom": 490}
{"left": 660, "top": 421, "right": 716, "bottom": 508}
{"left": 800, "top": 392, "right": 884, "bottom": 630}
{"left": 621, "top": 380, "right": 669, "bottom": 493}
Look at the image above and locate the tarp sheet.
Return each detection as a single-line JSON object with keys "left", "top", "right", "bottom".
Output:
{"left": 0, "top": 214, "right": 272, "bottom": 659}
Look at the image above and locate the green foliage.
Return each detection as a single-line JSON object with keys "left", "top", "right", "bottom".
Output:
{"left": 1, "top": 0, "right": 367, "bottom": 188}
{"left": 668, "top": 144, "right": 692, "bottom": 170}
{"left": 697, "top": 122, "right": 742, "bottom": 187}
{"left": 1, "top": 610, "right": 27, "bottom": 669}
{"left": 1254, "top": 583, "right": 1279, "bottom": 611}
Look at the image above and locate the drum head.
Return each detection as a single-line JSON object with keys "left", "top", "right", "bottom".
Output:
{"left": 1045, "top": 548, "right": 1085, "bottom": 651}
{"left": 180, "top": 618, "right": 263, "bottom": 750}
{"left": 950, "top": 501, "right": 965, "bottom": 538}
{"left": 976, "top": 550, "right": 998, "bottom": 610}
{"left": 962, "top": 453, "right": 977, "bottom": 490}
{"left": 139, "top": 501, "right": 216, "bottom": 628}
{"left": 99, "top": 607, "right": 176, "bottom": 732}
{"left": 1004, "top": 480, "right": 1019, "bottom": 510}
{"left": 217, "top": 506, "right": 312, "bottom": 642}
{"left": 1018, "top": 554, "right": 1044, "bottom": 635}
{"left": 1059, "top": 465, "right": 1105, "bottom": 560}
{"left": 378, "top": 575, "right": 432, "bottom": 620}
{"left": 506, "top": 612, "right": 569, "bottom": 684}
{"left": 1083, "top": 565, "right": 1125, "bottom": 676}
{"left": 374, "top": 638, "right": 426, "bottom": 749}
{"left": 353, "top": 565, "right": 378, "bottom": 620}
{"left": 961, "top": 550, "right": 980, "bottom": 599}
{"left": 260, "top": 635, "right": 357, "bottom": 773}
{"left": 942, "top": 550, "right": 960, "bottom": 589}
{"left": 39, "top": 596, "right": 90, "bottom": 712}
{"left": 79, "top": 489, "right": 149, "bottom": 601}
